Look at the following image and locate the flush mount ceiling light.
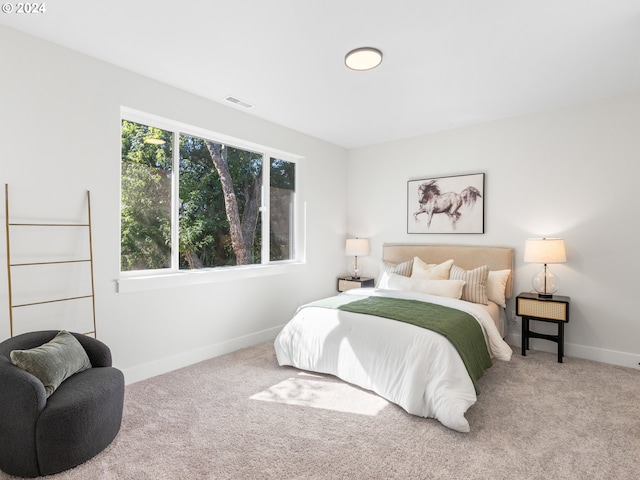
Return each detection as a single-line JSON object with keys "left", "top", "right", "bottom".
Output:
{"left": 345, "top": 47, "right": 383, "bottom": 71}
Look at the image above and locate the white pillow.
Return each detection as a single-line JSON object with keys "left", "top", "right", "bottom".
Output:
{"left": 410, "top": 257, "right": 454, "bottom": 280}
{"left": 377, "top": 272, "right": 391, "bottom": 289}
{"left": 386, "top": 273, "right": 466, "bottom": 299}
{"left": 376, "top": 259, "right": 413, "bottom": 287}
{"left": 487, "top": 269, "right": 511, "bottom": 308}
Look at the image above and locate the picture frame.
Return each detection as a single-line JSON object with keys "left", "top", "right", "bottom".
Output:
{"left": 407, "top": 173, "right": 485, "bottom": 234}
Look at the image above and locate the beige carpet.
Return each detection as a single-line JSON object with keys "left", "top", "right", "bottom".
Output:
{"left": 2, "top": 343, "right": 639, "bottom": 479}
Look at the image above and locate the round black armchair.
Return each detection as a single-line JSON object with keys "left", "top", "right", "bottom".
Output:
{"left": 0, "top": 331, "right": 125, "bottom": 477}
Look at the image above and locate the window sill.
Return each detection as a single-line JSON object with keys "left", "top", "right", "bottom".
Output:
{"left": 117, "top": 262, "right": 307, "bottom": 293}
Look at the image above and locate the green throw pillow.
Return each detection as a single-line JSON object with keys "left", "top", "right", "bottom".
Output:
{"left": 10, "top": 331, "right": 92, "bottom": 398}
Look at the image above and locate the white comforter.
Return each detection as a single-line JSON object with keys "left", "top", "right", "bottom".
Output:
{"left": 274, "top": 288, "right": 512, "bottom": 432}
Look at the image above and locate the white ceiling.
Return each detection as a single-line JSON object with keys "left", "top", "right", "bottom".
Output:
{"left": 2, "top": 0, "right": 639, "bottom": 148}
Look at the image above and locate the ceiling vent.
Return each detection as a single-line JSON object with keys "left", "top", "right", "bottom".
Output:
{"left": 224, "top": 96, "right": 253, "bottom": 109}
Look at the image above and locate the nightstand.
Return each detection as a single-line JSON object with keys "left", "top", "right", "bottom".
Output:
{"left": 337, "top": 276, "right": 374, "bottom": 292}
{"left": 516, "top": 292, "right": 570, "bottom": 363}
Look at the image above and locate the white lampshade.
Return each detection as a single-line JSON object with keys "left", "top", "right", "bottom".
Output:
{"left": 524, "top": 238, "right": 566, "bottom": 297}
{"left": 524, "top": 238, "right": 566, "bottom": 264}
{"left": 345, "top": 238, "right": 370, "bottom": 257}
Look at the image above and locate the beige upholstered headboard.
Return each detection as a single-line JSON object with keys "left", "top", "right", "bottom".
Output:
{"left": 382, "top": 243, "right": 515, "bottom": 299}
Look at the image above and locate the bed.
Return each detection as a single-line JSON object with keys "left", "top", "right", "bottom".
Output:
{"left": 274, "top": 243, "right": 514, "bottom": 432}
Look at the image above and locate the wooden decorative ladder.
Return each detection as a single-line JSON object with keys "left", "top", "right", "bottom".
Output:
{"left": 4, "top": 184, "right": 97, "bottom": 338}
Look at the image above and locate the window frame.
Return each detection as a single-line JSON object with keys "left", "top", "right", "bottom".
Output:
{"left": 117, "top": 107, "right": 306, "bottom": 293}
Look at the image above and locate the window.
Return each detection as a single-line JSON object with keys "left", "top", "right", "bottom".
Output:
{"left": 120, "top": 110, "right": 301, "bottom": 280}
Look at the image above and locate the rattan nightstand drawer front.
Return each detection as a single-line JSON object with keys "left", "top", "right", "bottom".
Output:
{"left": 338, "top": 279, "right": 362, "bottom": 291}
{"left": 517, "top": 298, "right": 567, "bottom": 321}
{"left": 337, "top": 277, "right": 374, "bottom": 292}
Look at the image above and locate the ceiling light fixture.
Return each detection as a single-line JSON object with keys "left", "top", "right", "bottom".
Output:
{"left": 144, "top": 137, "right": 166, "bottom": 145}
{"left": 345, "top": 47, "right": 383, "bottom": 71}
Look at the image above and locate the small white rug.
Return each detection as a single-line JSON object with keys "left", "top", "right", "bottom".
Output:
{"left": 251, "top": 372, "right": 389, "bottom": 416}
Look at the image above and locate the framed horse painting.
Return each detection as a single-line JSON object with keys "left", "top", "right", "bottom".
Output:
{"left": 407, "top": 173, "right": 485, "bottom": 234}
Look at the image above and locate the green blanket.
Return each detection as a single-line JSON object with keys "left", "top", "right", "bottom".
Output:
{"left": 303, "top": 295, "right": 492, "bottom": 393}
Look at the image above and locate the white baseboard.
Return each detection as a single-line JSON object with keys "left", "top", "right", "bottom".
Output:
{"left": 121, "top": 325, "right": 283, "bottom": 385}
{"left": 121, "top": 328, "right": 640, "bottom": 386}
{"left": 506, "top": 333, "right": 640, "bottom": 371}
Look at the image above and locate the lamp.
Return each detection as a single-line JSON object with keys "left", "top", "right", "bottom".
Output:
{"left": 524, "top": 238, "right": 566, "bottom": 298}
{"left": 345, "top": 238, "right": 370, "bottom": 279}
{"left": 345, "top": 47, "right": 383, "bottom": 71}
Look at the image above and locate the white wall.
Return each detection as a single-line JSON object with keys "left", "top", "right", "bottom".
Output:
{"left": 347, "top": 93, "right": 640, "bottom": 369}
{"left": 0, "top": 26, "right": 349, "bottom": 382}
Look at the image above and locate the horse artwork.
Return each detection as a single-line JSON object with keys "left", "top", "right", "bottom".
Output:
{"left": 407, "top": 173, "right": 485, "bottom": 234}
